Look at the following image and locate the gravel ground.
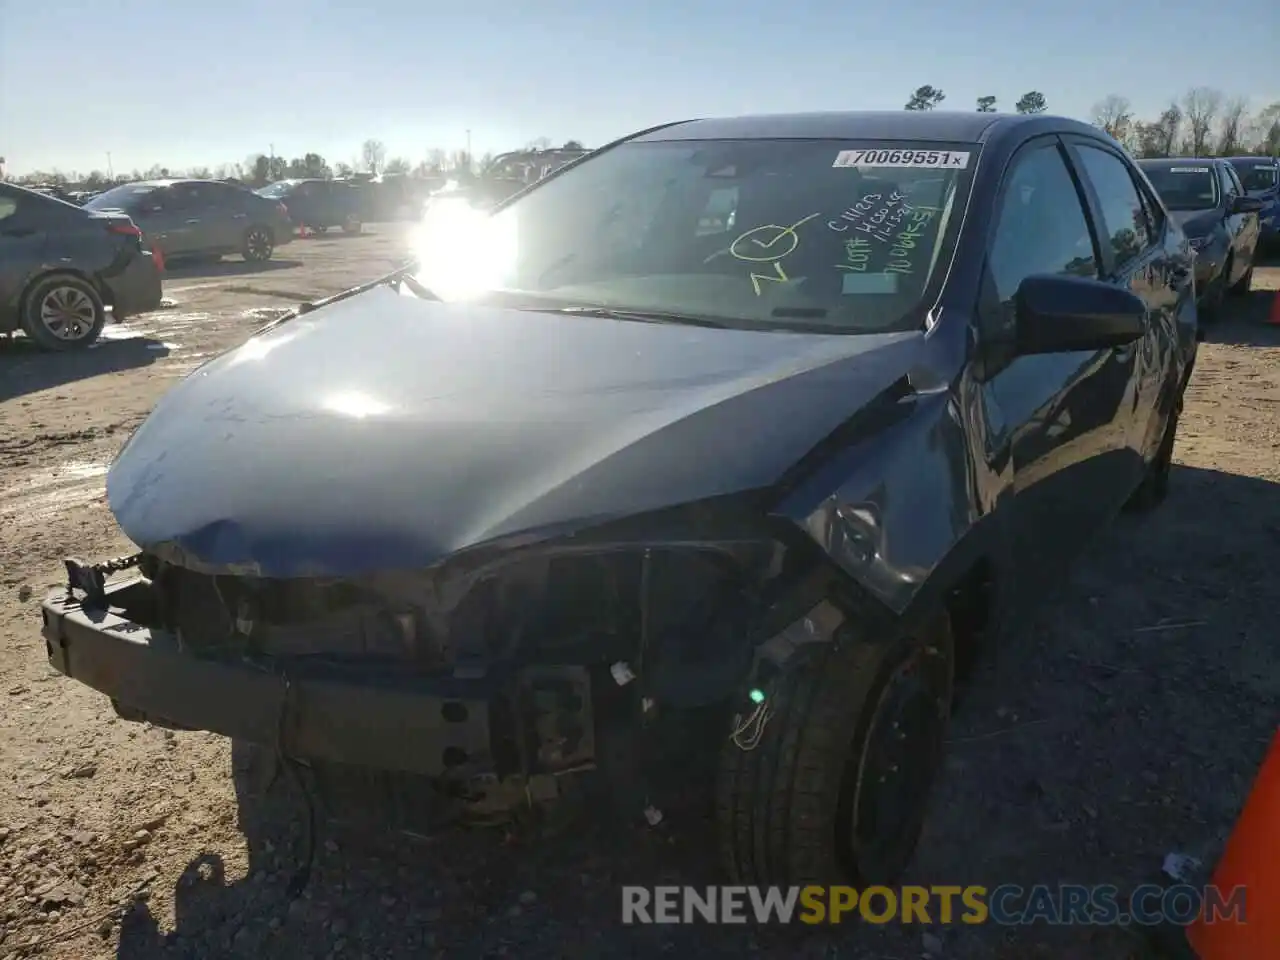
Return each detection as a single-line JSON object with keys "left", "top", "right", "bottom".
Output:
{"left": 2, "top": 228, "right": 1278, "bottom": 959}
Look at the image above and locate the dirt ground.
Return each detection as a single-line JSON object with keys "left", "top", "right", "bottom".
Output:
{"left": 2, "top": 227, "right": 1278, "bottom": 959}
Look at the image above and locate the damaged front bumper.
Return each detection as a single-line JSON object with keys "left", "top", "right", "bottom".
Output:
{"left": 41, "top": 532, "right": 854, "bottom": 828}
{"left": 40, "top": 558, "right": 594, "bottom": 792}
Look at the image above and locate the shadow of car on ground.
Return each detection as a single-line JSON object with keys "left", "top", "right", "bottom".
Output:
{"left": 112, "top": 462, "right": 1280, "bottom": 959}
{"left": 0, "top": 332, "right": 169, "bottom": 404}
{"left": 160, "top": 259, "right": 303, "bottom": 282}
{"left": 296, "top": 229, "right": 370, "bottom": 241}
{"left": 1201, "top": 287, "right": 1280, "bottom": 347}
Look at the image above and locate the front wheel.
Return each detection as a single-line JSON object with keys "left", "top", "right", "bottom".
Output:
{"left": 1126, "top": 397, "right": 1181, "bottom": 513}
{"left": 716, "top": 615, "right": 954, "bottom": 886}
{"left": 1199, "top": 267, "right": 1228, "bottom": 322}
{"left": 241, "top": 225, "right": 274, "bottom": 263}
{"left": 19, "top": 273, "right": 107, "bottom": 351}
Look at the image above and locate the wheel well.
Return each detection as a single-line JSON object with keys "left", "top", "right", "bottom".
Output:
{"left": 20, "top": 268, "right": 103, "bottom": 315}
{"left": 943, "top": 558, "right": 994, "bottom": 682}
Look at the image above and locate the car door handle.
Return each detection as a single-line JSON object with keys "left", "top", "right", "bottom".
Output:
{"left": 185, "top": 218, "right": 200, "bottom": 224}
{"left": 232, "top": 212, "right": 247, "bottom": 219}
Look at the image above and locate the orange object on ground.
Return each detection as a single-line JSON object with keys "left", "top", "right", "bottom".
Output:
{"left": 1267, "top": 290, "right": 1280, "bottom": 326}
{"left": 1184, "top": 728, "right": 1280, "bottom": 959}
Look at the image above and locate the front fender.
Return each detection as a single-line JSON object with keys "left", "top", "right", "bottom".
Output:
{"left": 772, "top": 387, "right": 1006, "bottom": 624}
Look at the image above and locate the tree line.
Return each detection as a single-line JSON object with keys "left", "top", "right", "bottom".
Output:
{"left": 10, "top": 87, "right": 1280, "bottom": 191}
{"left": 4, "top": 137, "right": 587, "bottom": 191}
{"left": 904, "top": 85, "right": 1280, "bottom": 157}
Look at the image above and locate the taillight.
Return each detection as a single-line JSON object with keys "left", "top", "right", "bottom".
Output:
{"left": 108, "top": 222, "right": 142, "bottom": 237}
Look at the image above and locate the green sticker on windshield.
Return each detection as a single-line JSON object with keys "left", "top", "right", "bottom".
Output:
{"left": 841, "top": 272, "right": 898, "bottom": 294}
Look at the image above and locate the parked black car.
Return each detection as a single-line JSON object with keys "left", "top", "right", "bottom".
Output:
{"left": 1137, "top": 158, "right": 1264, "bottom": 317}
{"left": 1225, "top": 156, "right": 1280, "bottom": 249}
{"left": 255, "top": 178, "right": 363, "bottom": 235}
{"left": 0, "top": 182, "right": 162, "bottom": 350}
{"left": 85, "top": 178, "right": 294, "bottom": 263}
{"left": 42, "top": 110, "right": 1198, "bottom": 886}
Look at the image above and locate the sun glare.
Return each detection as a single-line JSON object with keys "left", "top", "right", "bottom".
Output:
{"left": 413, "top": 200, "right": 518, "bottom": 301}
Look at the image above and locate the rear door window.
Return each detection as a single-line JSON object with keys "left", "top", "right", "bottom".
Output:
{"left": 182, "top": 182, "right": 227, "bottom": 209}
{"left": 165, "top": 183, "right": 202, "bottom": 211}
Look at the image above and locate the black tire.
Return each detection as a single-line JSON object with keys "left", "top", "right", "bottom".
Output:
{"left": 1126, "top": 395, "right": 1182, "bottom": 513}
{"left": 1229, "top": 262, "right": 1253, "bottom": 297}
{"left": 716, "top": 614, "right": 954, "bottom": 887}
{"left": 19, "top": 273, "right": 107, "bottom": 351}
{"left": 342, "top": 213, "right": 363, "bottom": 235}
{"left": 242, "top": 225, "right": 274, "bottom": 263}
{"left": 1199, "top": 266, "right": 1227, "bottom": 322}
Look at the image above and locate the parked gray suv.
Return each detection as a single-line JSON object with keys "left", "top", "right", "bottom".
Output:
{"left": 85, "top": 179, "right": 294, "bottom": 263}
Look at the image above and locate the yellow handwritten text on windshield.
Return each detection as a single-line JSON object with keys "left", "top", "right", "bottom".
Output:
{"left": 728, "top": 213, "right": 821, "bottom": 296}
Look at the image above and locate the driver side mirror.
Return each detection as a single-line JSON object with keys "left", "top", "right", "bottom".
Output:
{"left": 1230, "top": 194, "right": 1266, "bottom": 214}
{"left": 1012, "top": 274, "right": 1146, "bottom": 356}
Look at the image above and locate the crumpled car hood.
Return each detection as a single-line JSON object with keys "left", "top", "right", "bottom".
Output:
{"left": 108, "top": 287, "right": 924, "bottom": 577}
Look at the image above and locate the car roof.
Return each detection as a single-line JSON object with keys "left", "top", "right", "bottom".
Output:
{"left": 631, "top": 110, "right": 1096, "bottom": 144}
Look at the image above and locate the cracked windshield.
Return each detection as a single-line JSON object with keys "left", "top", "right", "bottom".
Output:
{"left": 1, "top": 0, "right": 1278, "bottom": 958}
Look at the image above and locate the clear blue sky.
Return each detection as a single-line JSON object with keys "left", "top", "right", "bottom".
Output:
{"left": 1, "top": 0, "right": 1276, "bottom": 176}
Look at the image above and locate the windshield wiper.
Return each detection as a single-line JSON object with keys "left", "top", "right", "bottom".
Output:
{"left": 296, "top": 261, "right": 439, "bottom": 314}
{"left": 252, "top": 260, "right": 438, "bottom": 336}
{"left": 534, "top": 305, "right": 730, "bottom": 328}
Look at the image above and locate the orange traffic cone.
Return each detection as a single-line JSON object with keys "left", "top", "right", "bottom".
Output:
{"left": 1266, "top": 290, "right": 1280, "bottom": 326}
{"left": 1183, "top": 728, "right": 1280, "bottom": 959}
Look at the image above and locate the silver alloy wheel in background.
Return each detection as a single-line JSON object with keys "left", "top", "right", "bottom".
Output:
{"left": 245, "top": 227, "right": 273, "bottom": 261}
{"left": 40, "top": 284, "right": 97, "bottom": 341}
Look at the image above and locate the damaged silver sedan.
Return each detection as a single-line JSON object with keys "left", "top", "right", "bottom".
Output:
{"left": 41, "top": 109, "right": 1198, "bottom": 887}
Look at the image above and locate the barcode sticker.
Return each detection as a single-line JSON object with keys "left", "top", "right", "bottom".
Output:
{"left": 833, "top": 149, "right": 971, "bottom": 170}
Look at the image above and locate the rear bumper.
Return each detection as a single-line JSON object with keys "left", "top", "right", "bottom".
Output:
{"left": 102, "top": 251, "right": 163, "bottom": 318}
{"left": 40, "top": 577, "right": 496, "bottom": 777}
{"left": 273, "top": 219, "right": 295, "bottom": 246}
